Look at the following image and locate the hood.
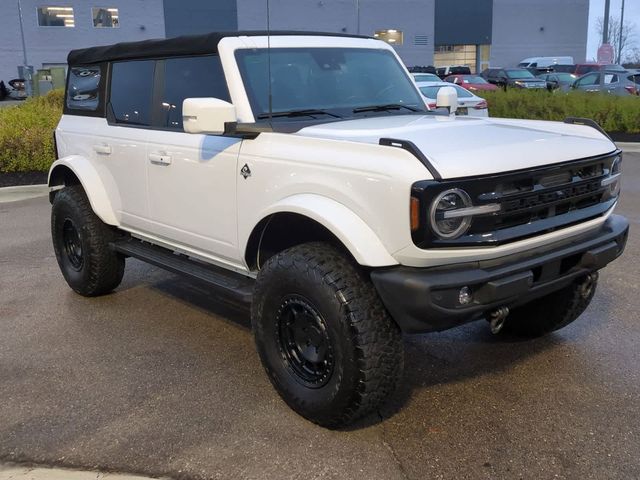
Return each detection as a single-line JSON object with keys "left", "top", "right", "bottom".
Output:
{"left": 296, "top": 115, "right": 617, "bottom": 179}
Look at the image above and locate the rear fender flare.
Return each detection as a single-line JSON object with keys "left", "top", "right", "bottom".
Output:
{"left": 48, "top": 156, "right": 118, "bottom": 226}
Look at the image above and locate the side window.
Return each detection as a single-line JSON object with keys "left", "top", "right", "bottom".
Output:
{"left": 109, "top": 60, "right": 155, "bottom": 126}
{"left": 67, "top": 66, "right": 101, "bottom": 111}
{"left": 576, "top": 73, "right": 598, "bottom": 86}
{"left": 158, "top": 56, "right": 230, "bottom": 130}
{"left": 604, "top": 74, "right": 618, "bottom": 84}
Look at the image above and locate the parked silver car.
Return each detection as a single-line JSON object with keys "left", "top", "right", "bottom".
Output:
{"left": 572, "top": 70, "right": 639, "bottom": 96}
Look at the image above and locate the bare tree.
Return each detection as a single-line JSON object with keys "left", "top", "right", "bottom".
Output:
{"left": 596, "top": 16, "right": 637, "bottom": 63}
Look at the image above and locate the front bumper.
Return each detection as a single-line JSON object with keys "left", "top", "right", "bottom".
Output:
{"left": 371, "top": 215, "right": 629, "bottom": 334}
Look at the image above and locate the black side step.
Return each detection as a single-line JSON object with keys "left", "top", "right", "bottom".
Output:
{"left": 112, "top": 239, "right": 255, "bottom": 303}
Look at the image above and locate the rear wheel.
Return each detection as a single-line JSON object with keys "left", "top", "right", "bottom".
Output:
{"left": 51, "top": 185, "right": 125, "bottom": 296}
{"left": 251, "top": 242, "right": 403, "bottom": 428}
{"left": 502, "top": 273, "right": 598, "bottom": 338}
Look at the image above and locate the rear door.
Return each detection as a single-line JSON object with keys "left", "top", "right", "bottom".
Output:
{"left": 104, "top": 60, "right": 156, "bottom": 231}
{"left": 144, "top": 55, "right": 242, "bottom": 264}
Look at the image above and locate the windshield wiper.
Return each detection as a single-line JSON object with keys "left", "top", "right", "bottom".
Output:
{"left": 256, "top": 109, "right": 342, "bottom": 119}
{"left": 353, "top": 103, "right": 421, "bottom": 114}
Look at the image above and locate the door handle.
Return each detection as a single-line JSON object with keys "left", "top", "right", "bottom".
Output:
{"left": 93, "top": 144, "right": 112, "bottom": 155}
{"left": 149, "top": 153, "right": 172, "bottom": 166}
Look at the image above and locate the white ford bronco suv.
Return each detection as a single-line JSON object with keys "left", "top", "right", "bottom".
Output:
{"left": 49, "top": 32, "right": 629, "bottom": 428}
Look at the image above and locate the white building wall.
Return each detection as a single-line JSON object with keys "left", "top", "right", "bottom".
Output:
{"left": 236, "top": 0, "right": 435, "bottom": 66}
{"left": 0, "top": 0, "right": 165, "bottom": 84}
{"left": 490, "top": 0, "right": 589, "bottom": 68}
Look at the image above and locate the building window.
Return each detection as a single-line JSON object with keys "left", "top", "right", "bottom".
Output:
{"left": 37, "top": 6, "right": 75, "bottom": 27}
{"left": 434, "top": 44, "right": 477, "bottom": 73}
{"left": 374, "top": 30, "right": 403, "bottom": 46}
{"left": 93, "top": 7, "right": 119, "bottom": 28}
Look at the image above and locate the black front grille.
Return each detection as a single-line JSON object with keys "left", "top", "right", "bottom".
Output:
{"left": 411, "top": 151, "right": 621, "bottom": 248}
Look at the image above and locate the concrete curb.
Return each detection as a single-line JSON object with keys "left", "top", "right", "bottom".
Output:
{"left": 617, "top": 142, "right": 640, "bottom": 153}
{"left": 0, "top": 465, "right": 166, "bottom": 480}
{"left": 0, "top": 184, "right": 48, "bottom": 203}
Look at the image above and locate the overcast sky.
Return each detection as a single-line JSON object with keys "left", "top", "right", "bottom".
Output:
{"left": 587, "top": 0, "right": 640, "bottom": 60}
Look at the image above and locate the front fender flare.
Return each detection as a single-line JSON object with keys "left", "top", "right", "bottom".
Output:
{"left": 48, "top": 156, "right": 119, "bottom": 226}
{"left": 254, "top": 194, "right": 398, "bottom": 267}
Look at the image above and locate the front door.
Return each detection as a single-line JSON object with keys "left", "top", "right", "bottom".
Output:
{"left": 144, "top": 56, "right": 241, "bottom": 265}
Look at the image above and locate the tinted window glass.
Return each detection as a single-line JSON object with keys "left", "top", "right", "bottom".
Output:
{"left": 110, "top": 60, "right": 155, "bottom": 126}
{"left": 604, "top": 74, "right": 618, "bottom": 84}
{"left": 67, "top": 66, "right": 101, "bottom": 111}
{"left": 576, "top": 72, "right": 598, "bottom": 86}
{"left": 159, "top": 56, "right": 230, "bottom": 130}
{"left": 506, "top": 69, "right": 535, "bottom": 79}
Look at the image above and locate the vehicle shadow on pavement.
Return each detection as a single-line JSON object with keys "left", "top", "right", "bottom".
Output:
{"left": 150, "top": 277, "right": 251, "bottom": 330}
{"left": 148, "top": 275, "right": 569, "bottom": 431}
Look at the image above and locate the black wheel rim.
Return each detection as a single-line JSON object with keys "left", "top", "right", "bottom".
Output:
{"left": 275, "top": 295, "right": 334, "bottom": 388}
{"left": 62, "top": 218, "right": 84, "bottom": 271}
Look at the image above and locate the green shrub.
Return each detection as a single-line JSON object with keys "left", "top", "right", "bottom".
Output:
{"left": 482, "top": 89, "right": 640, "bottom": 134}
{"left": 0, "top": 89, "right": 63, "bottom": 173}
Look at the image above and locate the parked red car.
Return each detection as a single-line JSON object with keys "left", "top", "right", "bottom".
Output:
{"left": 444, "top": 74, "right": 498, "bottom": 92}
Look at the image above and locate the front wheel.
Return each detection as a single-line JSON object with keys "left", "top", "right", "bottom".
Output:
{"left": 502, "top": 273, "right": 598, "bottom": 338}
{"left": 251, "top": 242, "right": 403, "bottom": 428}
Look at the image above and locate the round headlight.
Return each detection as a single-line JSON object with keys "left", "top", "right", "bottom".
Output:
{"left": 611, "top": 155, "right": 621, "bottom": 174}
{"left": 429, "top": 189, "right": 473, "bottom": 239}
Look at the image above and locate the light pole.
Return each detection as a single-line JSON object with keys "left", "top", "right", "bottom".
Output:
{"left": 355, "top": 0, "right": 360, "bottom": 35}
{"left": 17, "top": 0, "right": 33, "bottom": 96}
{"left": 602, "top": 0, "right": 610, "bottom": 44}
{"left": 618, "top": 0, "right": 626, "bottom": 64}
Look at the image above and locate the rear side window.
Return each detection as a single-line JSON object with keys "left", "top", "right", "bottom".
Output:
{"left": 67, "top": 66, "right": 101, "bottom": 111}
{"left": 158, "top": 56, "right": 229, "bottom": 130}
{"left": 109, "top": 60, "right": 155, "bottom": 126}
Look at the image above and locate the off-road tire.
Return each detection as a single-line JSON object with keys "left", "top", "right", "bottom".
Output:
{"left": 251, "top": 242, "right": 403, "bottom": 428}
{"left": 502, "top": 273, "right": 598, "bottom": 338}
{"left": 51, "top": 185, "right": 125, "bottom": 296}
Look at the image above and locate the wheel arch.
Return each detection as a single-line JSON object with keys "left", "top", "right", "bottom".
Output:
{"left": 48, "top": 156, "right": 118, "bottom": 226}
{"left": 244, "top": 194, "right": 398, "bottom": 270}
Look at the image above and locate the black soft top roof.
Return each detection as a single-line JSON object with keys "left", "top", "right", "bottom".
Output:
{"left": 67, "top": 30, "right": 369, "bottom": 66}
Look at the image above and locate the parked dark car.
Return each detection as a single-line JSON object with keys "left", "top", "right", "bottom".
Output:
{"left": 537, "top": 72, "right": 577, "bottom": 92}
{"left": 481, "top": 68, "right": 547, "bottom": 89}
{"left": 550, "top": 64, "right": 577, "bottom": 74}
{"left": 436, "top": 65, "right": 471, "bottom": 79}
{"left": 408, "top": 65, "right": 437, "bottom": 74}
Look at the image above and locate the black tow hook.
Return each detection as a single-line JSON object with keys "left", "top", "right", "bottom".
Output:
{"left": 488, "top": 306, "right": 510, "bottom": 334}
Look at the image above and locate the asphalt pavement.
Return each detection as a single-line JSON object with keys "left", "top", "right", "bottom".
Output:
{"left": 0, "top": 153, "right": 639, "bottom": 480}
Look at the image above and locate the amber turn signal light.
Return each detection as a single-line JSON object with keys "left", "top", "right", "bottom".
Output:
{"left": 410, "top": 196, "right": 420, "bottom": 231}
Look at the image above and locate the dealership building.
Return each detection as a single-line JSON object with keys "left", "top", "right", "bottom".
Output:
{"left": 0, "top": 0, "right": 589, "bottom": 84}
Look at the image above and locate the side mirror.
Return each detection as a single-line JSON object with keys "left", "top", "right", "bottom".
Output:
{"left": 436, "top": 86, "right": 458, "bottom": 115}
{"left": 183, "top": 98, "right": 236, "bottom": 135}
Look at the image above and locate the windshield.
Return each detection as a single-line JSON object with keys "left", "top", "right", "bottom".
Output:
{"left": 506, "top": 69, "right": 536, "bottom": 79}
{"left": 459, "top": 76, "right": 487, "bottom": 84}
{"left": 235, "top": 48, "right": 426, "bottom": 120}
{"left": 413, "top": 73, "right": 440, "bottom": 82}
